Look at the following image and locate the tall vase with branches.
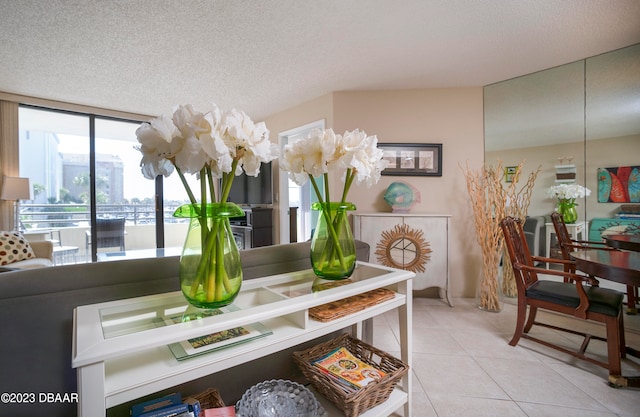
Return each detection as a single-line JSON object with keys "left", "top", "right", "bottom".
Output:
{"left": 462, "top": 161, "right": 507, "bottom": 312}
{"left": 500, "top": 162, "right": 540, "bottom": 298}
{"left": 462, "top": 160, "right": 539, "bottom": 311}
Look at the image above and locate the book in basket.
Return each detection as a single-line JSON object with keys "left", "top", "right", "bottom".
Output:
{"left": 311, "top": 346, "right": 386, "bottom": 389}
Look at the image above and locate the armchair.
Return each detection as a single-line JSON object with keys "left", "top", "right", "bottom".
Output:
{"left": 500, "top": 216, "right": 627, "bottom": 386}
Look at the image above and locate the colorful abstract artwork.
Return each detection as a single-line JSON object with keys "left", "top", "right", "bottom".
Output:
{"left": 597, "top": 166, "right": 640, "bottom": 203}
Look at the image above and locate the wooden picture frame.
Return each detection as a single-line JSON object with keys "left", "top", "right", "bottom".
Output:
{"left": 379, "top": 143, "right": 442, "bottom": 176}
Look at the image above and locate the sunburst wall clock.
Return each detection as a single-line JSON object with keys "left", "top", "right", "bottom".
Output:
{"left": 375, "top": 223, "right": 431, "bottom": 273}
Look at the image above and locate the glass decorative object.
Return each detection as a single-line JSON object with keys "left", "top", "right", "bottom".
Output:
{"left": 557, "top": 199, "right": 578, "bottom": 224}
{"left": 174, "top": 203, "right": 244, "bottom": 309}
{"left": 236, "top": 379, "right": 322, "bottom": 417}
{"left": 310, "top": 202, "right": 357, "bottom": 280}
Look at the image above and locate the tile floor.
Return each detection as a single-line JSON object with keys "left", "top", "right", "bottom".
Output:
{"left": 374, "top": 297, "right": 640, "bottom": 417}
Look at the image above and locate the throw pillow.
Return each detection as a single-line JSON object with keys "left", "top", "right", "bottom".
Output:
{"left": 0, "top": 231, "right": 36, "bottom": 265}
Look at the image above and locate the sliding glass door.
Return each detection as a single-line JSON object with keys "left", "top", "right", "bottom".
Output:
{"left": 18, "top": 106, "right": 166, "bottom": 263}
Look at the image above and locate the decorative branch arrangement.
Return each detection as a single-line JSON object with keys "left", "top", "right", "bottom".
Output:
{"left": 462, "top": 161, "right": 507, "bottom": 312}
{"left": 461, "top": 160, "right": 539, "bottom": 311}
{"left": 500, "top": 163, "right": 540, "bottom": 297}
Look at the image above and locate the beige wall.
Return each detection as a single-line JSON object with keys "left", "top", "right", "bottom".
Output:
{"left": 486, "top": 134, "right": 640, "bottom": 221}
{"left": 261, "top": 93, "right": 335, "bottom": 238}
{"left": 264, "top": 87, "right": 485, "bottom": 298}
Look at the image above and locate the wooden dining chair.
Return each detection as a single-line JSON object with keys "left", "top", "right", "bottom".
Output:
{"left": 500, "top": 216, "right": 627, "bottom": 385}
{"left": 551, "top": 212, "right": 611, "bottom": 264}
{"left": 551, "top": 212, "right": 637, "bottom": 311}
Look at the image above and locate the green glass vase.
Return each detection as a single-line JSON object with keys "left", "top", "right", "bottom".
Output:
{"left": 310, "top": 202, "right": 357, "bottom": 280}
{"left": 173, "top": 203, "right": 244, "bottom": 309}
{"left": 557, "top": 199, "right": 578, "bottom": 224}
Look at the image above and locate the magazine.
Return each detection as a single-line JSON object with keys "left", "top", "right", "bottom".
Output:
{"left": 312, "top": 346, "right": 386, "bottom": 389}
{"left": 158, "top": 307, "right": 272, "bottom": 361}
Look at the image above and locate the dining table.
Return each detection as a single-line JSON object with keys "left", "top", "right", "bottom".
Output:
{"left": 570, "top": 249, "right": 640, "bottom": 314}
{"left": 570, "top": 248, "right": 640, "bottom": 388}
{"left": 605, "top": 234, "right": 640, "bottom": 252}
{"left": 570, "top": 249, "right": 640, "bottom": 289}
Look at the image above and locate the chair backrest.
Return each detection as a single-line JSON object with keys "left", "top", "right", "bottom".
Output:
{"left": 550, "top": 212, "right": 573, "bottom": 260}
{"left": 500, "top": 216, "right": 539, "bottom": 292}
{"left": 95, "top": 217, "right": 125, "bottom": 250}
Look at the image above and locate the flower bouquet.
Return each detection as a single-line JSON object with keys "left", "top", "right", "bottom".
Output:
{"left": 280, "top": 128, "right": 387, "bottom": 279}
{"left": 136, "top": 104, "right": 277, "bottom": 308}
{"left": 547, "top": 183, "right": 590, "bottom": 224}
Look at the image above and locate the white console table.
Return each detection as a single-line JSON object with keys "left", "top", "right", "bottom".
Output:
{"left": 354, "top": 213, "right": 452, "bottom": 306}
{"left": 72, "top": 262, "right": 414, "bottom": 417}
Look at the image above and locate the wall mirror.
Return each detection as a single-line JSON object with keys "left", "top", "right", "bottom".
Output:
{"left": 484, "top": 43, "right": 640, "bottom": 240}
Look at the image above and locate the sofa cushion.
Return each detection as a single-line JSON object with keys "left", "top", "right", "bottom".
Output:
{"left": 0, "top": 231, "right": 36, "bottom": 266}
{"left": 9, "top": 257, "right": 54, "bottom": 269}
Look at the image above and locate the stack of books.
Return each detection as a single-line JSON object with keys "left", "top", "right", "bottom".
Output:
{"left": 131, "top": 393, "right": 197, "bottom": 417}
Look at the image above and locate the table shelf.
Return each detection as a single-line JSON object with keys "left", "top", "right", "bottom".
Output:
{"left": 73, "top": 262, "right": 414, "bottom": 417}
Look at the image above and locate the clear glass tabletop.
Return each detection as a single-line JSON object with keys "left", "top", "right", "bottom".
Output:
{"left": 99, "top": 264, "right": 392, "bottom": 339}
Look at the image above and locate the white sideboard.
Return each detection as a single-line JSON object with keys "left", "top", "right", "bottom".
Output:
{"left": 354, "top": 213, "right": 452, "bottom": 306}
{"left": 72, "top": 262, "right": 414, "bottom": 417}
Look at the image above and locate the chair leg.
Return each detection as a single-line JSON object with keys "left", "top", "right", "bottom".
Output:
{"left": 605, "top": 315, "right": 623, "bottom": 377}
{"left": 509, "top": 301, "right": 527, "bottom": 346}
{"left": 619, "top": 310, "right": 626, "bottom": 359}
{"left": 626, "top": 285, "right": 637, "bottom": 313}
{"left": 523, "top": 305, "right": 537, "bottom": 333}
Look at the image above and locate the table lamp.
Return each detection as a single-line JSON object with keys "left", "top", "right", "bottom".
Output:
{"left": 1, "top": 176, "right": 33, "bottom": 231}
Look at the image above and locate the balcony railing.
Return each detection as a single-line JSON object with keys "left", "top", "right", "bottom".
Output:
{"left": 20, "top": 203, "right": 186, "bottom": 229}
{"left": 19, "top": 203, "right": 190, "bottom": 265}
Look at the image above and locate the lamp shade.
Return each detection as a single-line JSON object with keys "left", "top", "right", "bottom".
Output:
{"left": 0, "top": 176, "right": 33, "bottom": 201}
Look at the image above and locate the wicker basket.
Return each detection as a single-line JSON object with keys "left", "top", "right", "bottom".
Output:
{"left": 185, "top": 388, "right": 225, "bottom": 417}
{"left": 292, "top": 334, "right": 409, "bottom": 417}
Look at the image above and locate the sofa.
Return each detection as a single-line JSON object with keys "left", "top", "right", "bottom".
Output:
{"left": 0, "top": 240, "right": 370, "bottom": 417}
{"left": 0, "top": 232, "right": 54, "bottom": 269}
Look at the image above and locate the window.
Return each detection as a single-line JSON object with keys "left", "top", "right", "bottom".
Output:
{"left": 18, "top": 105, "right": 182, "bottom": 263}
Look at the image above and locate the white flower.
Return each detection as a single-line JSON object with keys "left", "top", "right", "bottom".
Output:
{"left": 135, "top": 115, "right": 180, "bottom": 179}
{"left": 280, "top": 128, "right": 341, "bottom": 185}
{"left": 218, "top": 108, "right": 276, "bottom": 177}
{"left": 136, "top": 103, "right": 277, "bottom": 203}
{"left": 339, "top": 129, "right": 388, "bottom": 188}
{"left": 280, "top": 127, "right": 387, "bottom": 199}
{"left": 547, "top": 184, "right": 591, "bottom": 200}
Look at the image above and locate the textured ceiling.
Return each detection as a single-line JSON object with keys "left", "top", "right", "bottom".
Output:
{"left": 1, "top": 0, "right": 640, "bottom": 121}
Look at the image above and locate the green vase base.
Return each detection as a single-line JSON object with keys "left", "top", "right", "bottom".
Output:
{"left": 311, "top": 254, "right": 357, "bottom": 280}
{"left": 312, "top": 272, "right": 354, "bottom": 280}
{"left": 180, "top": 304, "right": 228, "bottom": 322}
{"left": 312, "top": 265, "right": 356, "bottom": 280}
{"left": 181, "top": 286, "right": 240, "bottom": 311}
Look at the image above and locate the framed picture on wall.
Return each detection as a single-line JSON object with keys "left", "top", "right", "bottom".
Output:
{"left": 504, "top": 166, "right": 519, "bottom": 183}
{"left": 379, "top": 143, "right": 442, "bottom": 176}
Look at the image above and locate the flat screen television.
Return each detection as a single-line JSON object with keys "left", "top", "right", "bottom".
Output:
{"left": 227, "top": 162, "right": 273, "bottom": 205}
